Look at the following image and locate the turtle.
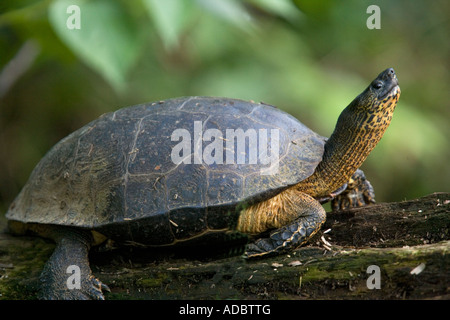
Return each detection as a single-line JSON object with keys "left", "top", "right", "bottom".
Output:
{"left": 6, "top": 68, "right": 400, "bottom": 299}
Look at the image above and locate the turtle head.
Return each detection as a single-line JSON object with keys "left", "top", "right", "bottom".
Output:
{"left": 350, "top": 68, "right": 401, "bottom": 123}
{"left": 368, "top": 67, "right": 400, "bottom": 101}
{"left": 334, "top": 68, "right": 401, "bottom": 138}
{"left": 300, "top": 68, "right": 401, "bottom": 198}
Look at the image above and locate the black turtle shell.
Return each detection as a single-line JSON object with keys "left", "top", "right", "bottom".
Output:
{"left": 6, "top": 97, "right": 324, "bottom": 244}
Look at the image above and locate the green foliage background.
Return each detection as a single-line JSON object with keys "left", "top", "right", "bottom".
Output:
{"left": 0, "top": 0, "right": 448, "bottom": 213}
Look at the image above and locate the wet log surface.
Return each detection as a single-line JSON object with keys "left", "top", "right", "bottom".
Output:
{"left": 0, "top": 192, "right": 449, "bottom": 300}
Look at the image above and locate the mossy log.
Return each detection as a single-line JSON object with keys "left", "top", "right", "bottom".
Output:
{"left": 0, "top": 192, "right": 448, "bottom": 300}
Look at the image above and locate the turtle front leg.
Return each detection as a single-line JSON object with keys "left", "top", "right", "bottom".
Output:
{"left": 242, "top": 192, "right": 326, "bottom": 258}
{"left": 331, "top": 169, "right": 376, "bottom": 211}
{"left": 39, "top": 228, "right": 109, "bottom": 300}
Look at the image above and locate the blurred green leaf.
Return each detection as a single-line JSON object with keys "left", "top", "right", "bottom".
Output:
{"left": 197, "top": 0, "right": 253, "bottom": 31}
{"left": 48, "top": 0, "right": 142, "bottom": 92}
{"left": 291, "top": 0, "right": 335, "bottom": 20}
{"left": 143, "top": 0, "right": 195, "bottom": 50}
{"left": 250, "top": 0, "right": 303, "bottom": 23}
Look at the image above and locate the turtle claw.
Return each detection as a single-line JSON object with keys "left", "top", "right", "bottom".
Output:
{"left": 245, "top": 204, "right": 325, "bottom": 259}
{"left": 244, "top": 238, "right": 284, "bottom": 259}
{"left": 87, "top": 276, "right": 110, "bottom": 300}
{"left": 331, "top": 169, "right": 375, "bottom": 211}
{"left": 40, "top": 273, "right": 109, "bottom": 300}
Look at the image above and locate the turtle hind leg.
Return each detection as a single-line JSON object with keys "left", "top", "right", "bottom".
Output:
{"left": 39, "top": 227, "right": 109, "bottom": 300}
{"left": 244, "top": 193, "right": 326, "bottom": 258}
{"left": 331, "top": 169, "right": 376, "bottom": 211}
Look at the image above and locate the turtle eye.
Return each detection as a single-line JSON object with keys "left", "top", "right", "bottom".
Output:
{"left": 372, "top": 81, "right": 383, "bottom": 90}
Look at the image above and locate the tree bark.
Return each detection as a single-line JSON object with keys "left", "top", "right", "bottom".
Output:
{"left": 0, "top": 192, "right": 448, "bottom": 300}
